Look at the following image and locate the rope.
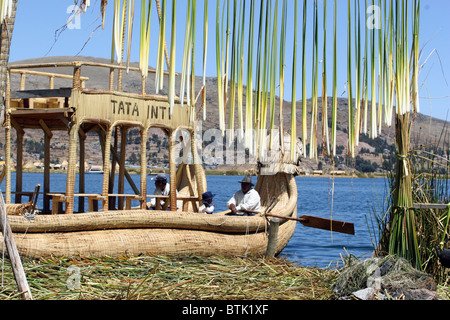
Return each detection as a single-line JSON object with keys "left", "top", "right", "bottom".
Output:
{"left": 397, "top": 153, "right": 410, "bottom": 176}
{"left": 21, "top": 209, "right": 38, "bottom": 240}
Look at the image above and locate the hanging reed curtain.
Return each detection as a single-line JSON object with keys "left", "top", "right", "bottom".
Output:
{"left": 213, "top": 0, "right": 422, "bottom": 266}
{"left": 67, "top": 0, "right": 420, "bottom": 170}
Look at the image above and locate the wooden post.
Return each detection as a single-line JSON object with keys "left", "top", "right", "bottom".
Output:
{"left": 109, "top": 127, "right": 118, "bottom": 209}
{"left": 14, "top": 129, "right": 23, "bottom": 204}
{"left": 265, "top": 218, "right": 280, "bottom": 258}
{"left": 4, "top": 114, "right": 11, "bottom": 204}
{"left": 65, "top": 123, "right": 79, "bottom": 214}
{"left": 78, "top": 128, "right": 86, "bottom": 213}
{"left": 0, "top": 193, "right": 32, "bottom": 300}
{"left": 42, "top": 121, "right": 52, "bottom": 213}
{"left": 118, "top": 126, "right": 127, "bottom": 210}
{"left": 168, "top": 129, "right": 177, "bottom": 211}
{"left": 101, "top": 126, "right": 113, "bottom": 211}
{"left": 191, "top": 130, "right": 205, "bottom": 198}
{"left": 72, "top": 63, "right": 81, "bottom": 89}
{"left": 140, "top": 128, "right": 148, "bottom": 209}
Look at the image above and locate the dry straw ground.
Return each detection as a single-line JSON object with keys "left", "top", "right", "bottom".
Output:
{"left": 0, "top": 255, "right": 338, "bottom": 300}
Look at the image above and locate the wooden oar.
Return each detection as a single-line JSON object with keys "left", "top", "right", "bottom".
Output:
{"left": 232, "top": 210, "right": 355, "bottom": 235}
{"left": 264, "top": 213, "right": 355, "bottom": 235}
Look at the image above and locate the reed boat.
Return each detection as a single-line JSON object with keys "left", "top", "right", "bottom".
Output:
{"left": 0, "top": 60, "right": 300, "bottom": 259}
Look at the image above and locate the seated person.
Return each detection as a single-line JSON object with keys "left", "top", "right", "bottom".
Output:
{"left": 226, "top": 176, "right": 261, "bottom": 216}
{"left": 147, "top": 173, "right": 181, "bottom": 210}
{"left": 199, "top": 191, "right": 215, "bottom": 214}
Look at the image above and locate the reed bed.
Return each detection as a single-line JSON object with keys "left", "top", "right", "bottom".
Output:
{"left": 0, "top": 255, "right": 338, "bottom": 300}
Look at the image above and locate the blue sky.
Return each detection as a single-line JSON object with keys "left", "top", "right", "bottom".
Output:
{"left": 9, "top": 0, "right": 450, "bottom": 121}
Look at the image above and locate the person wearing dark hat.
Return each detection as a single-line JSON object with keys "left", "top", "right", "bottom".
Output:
{"left": 147, "top": 173, "right": 181, "bottom": 210}
{"left": 226, "top": 175, "right": 261, "bottom": 216}
{"left": 199, "top": 191, "right": 215, "bottom": 214}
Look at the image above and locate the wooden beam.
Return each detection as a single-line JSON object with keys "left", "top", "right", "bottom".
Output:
{"left": 109, "top": 127, "right": 119, "bottom": 209}
{"left": 9, "top": 117, "right": 24, "bottom": 135}
{"left": 140, "top": 128, "right": 148, "bottom": 209}
{"left": 168, "top": 130, "right": 177, "bottom": 211}
{"left": 14, "top": 130, "right": 23, "bottom": 204}
{"left": 39, "top": 119, "right": 53, "bottom": 138}
{"left": 43, "top": 131, "right": 51, "bottom": 213}
{"left": 413, "top": 203, "right": 449, "bottom": 210}
{"left": 9, "top": 69, "right": 89, "bottom": 81}
{"left": 0, "top": 194, "right": 33, "bottom": 300}
{"left": 118, "top": 126, "right": 127, "bottom": 209}
{"left": 78, "top": 130, "right": 86, "bottom": 213}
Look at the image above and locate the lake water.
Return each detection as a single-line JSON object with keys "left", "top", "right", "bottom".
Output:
{"left": 1, "top": 172, "right": 389, "bottom": 268}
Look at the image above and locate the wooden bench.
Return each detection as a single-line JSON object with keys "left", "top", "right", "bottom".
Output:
{"left": 47, "top": 193, "right": 67, "bottom": 215}
{"left": 146, "top": 195, "right": 200, "bottom": 212}
{"left": 108, "top": 194, "right": 145, "bottom": 210}
{"left": 48, "top": 193, "right": 106, "bottom": 214}
{"left": 48, "top": 193, "right": 146, "bottom": 214}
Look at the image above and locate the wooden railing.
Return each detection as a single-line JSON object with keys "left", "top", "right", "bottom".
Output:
{"left": 8, "top": 60, "right": 170, "bottom": 95}
{"left": 9, "top": 68, "right": 89, "bottom": 90}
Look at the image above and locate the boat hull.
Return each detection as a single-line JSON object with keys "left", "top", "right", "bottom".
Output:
{"left": 4, "top": 172, "right": 298, "bottom": 258}
{"left": 7, "top": 219, "right": 296, "bottom": 258}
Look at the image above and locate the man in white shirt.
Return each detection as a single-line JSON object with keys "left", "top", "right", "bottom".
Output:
{"left": 227, "top": 176, "right": 261, "bottom": 216}
{"left": 148, "top": 173, "right": 181, "bottom": 210}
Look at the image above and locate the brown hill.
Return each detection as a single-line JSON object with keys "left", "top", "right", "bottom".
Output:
{"left": 2, "top": 56, "right": 448, "bottom": 173}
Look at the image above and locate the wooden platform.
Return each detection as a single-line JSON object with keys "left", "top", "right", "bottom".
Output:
{"left": 4, "top": 60, "right": 203, "bottom": 214}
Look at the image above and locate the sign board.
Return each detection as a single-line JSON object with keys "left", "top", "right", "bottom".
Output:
{"left": 72, "top": 90, "right": 193, "bottom": 130}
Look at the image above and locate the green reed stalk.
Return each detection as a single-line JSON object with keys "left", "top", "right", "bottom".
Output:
{"left": 385, "top": 0, "right": 394, "bottom": 126}
{"left": 354, "top": 0, "right": 361, "bottom": 147}
{"left": 236, "top": 0, "right": 245, "bottom": 141}
{"left": 155, "top": 0, "right": 167, "bottom": 93}
{"left": 347, "top": 0, "right": 354, "bottom": 157}
{"left": 216, "top": 0, "right": 225, "bottom": 133}
{"left": 227, "top": 0, "right": 238, "bottom": 144}
{"left": 180, "top": 0, "right": 192, "bottom": 107}
{"left": 322, "top": 0, "right": 330, "bottom": 156}
{"left": 269, "top": 0, "right": 278, "bottom": 150}
{"left": 258, "top": 0, "right": 271, "bottom": 158}
{"left": 186, "top": 0, "right": 196, "bottom": 109}
{"left": 189, "top": 0, "right": 196, "bottom": 123}
{"left": 254, "top": 0, "right": 265, "bottom": 156}
{"left": 309, "top": 0, "right": 318, "bottom": 160}
{"left": 139, "top": 0, "right": 152, "bottom": 79}
{"left": 223, "top": 0, "right": 231, "bottom": 120}
{"left": 168, "top": 0, "right": 176, "bottom": 113}
{"left": 331, "top": 0, "right": 337, "bottom": 157}
{"left": 411, "top": 0, "right": 420, "bottom": 114}
{"left": 278, "top": 0, "right": 287, "bottom": 152}
{"left": 300, "top": 0, "right": 307, "bottom": 157}
{"left": 290, "top": 0, "right": 298, "bottom": 162}
{"left": 126, "top": 0, "right": 135, "bottom": 70}
{"left": 377, "top": 0, "right": 382, "bottom": 133}
{"left": 112, "top": 0, "right": 126, "bottom": 63}
{"left": 202, "top": 0, "right": 208, "bottom": 120}
{"left": 370, "top": 0, "right": 377, "bottom": 138}
{"left": 362, "top": 0, "right": 369, "bottom": 135}
{"left": 245, "top": 0, "right": 255, "bottom": 152}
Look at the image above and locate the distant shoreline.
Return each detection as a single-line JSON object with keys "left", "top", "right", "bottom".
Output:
{"left": 11, "top": 167, "right": 389, "bottom": 179}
